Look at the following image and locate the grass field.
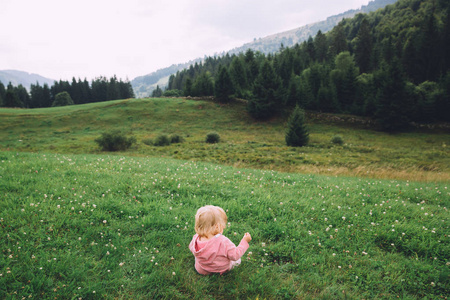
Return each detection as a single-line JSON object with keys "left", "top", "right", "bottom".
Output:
{"left": 1, "top": 97, "right": 449, "bottom": 182}
{"left": 1, "top": 98, "right": 449, "bottom": 299}
{"left": 1, "top": 151, "right": 448, "bottom": 299}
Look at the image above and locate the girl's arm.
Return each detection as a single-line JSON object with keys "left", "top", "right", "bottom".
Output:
{"left": 225, "top": 236, "right": 250, "bottom": 261}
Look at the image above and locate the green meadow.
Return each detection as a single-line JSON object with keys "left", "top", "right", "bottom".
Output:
{"left": 1, "top": 98, "right": 449, "bottom": 299}
{"left": 1, "top": 98, "right": 449, "bottom": 181}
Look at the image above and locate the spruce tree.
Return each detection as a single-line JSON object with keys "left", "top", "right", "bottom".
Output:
{"left": 355, "top": 18, "right": 373, "bottom": 74}
{"left": 248, "top": 60, "right": 282, "bottom": 119}
{"left": 5, "top": 83, "right": 23, "bottom": 108}
{"left": 285, "top": 105, "right": 309, "bottom": 147}
{"left": 215, "top": 65, "right": 234, "bottom": 103}
{"left": 374, "top": 59, "right": 411, "bottom": 131}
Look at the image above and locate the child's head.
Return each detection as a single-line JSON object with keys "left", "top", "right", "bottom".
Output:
{"left": 195, "top": 205, "right": 227, "bottom": 237}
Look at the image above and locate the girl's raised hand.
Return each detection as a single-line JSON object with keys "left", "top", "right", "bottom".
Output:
{"left": 243, "top": 232, "right": 252, "bottom": 243}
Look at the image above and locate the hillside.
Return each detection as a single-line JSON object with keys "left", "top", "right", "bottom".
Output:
{"left": 0, "top": 70, "right": 55, "bottom": 89}
{"left": 131, "top": 0, "right": 398, "bottom": 97}
{"left": 166, "top": 0, "right": 450, "bottom": 131}
{"left": 224, "top": 0, "right": 398, "bottom": 55}
{"left": 0, "top": 98, "right": 448, "bottom": 182}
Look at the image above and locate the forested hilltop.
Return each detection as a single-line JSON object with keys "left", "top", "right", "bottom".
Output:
{"left": 165, "top": 0, "right": 450, "bottom": 131}
{"left": 0, "top": 76, "right": 134, "bottom": 108}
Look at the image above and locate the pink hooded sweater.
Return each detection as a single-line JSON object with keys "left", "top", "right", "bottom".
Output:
{"left": 189, "top": 233, "right": 249, "bottom": 275}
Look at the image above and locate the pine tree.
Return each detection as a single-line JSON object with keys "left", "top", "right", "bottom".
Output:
{"left": 314, "top": 30, "right": 328, "bottom": 62}
{"left": 354, "top": 18, "right": 373, "bottom": 74}
{"left": 151, "top": 85, "right": 163, "bottom": 97}
{"left": 0, "top": 82, "right": 6, "bottom": 106}
{"left": 4, "top": 83, "right": 23, "bottom": 108}
{"left": 215, "top": 65, "right": 234, "bottom": 103}
{"left": 374, "top": 59, "right": 411, "bottom": 131}
{"left": 248, "top": 61, "right": 282, "bottom": 119}
{"left": 16, "top": 84, "right": 30, "bottom": 108}
{"left": 330, "top": 52, "right": 359, "bottom": 112}
{"left": 330, "top": 22, "right": 349, "bottom": 56}
{"left": 285, "top": 105, "right": 309, "bottom": 147}
{"left": 184, "top": 78, "right": 193, "bottom": 96}
{"left": 229, "top": 56, "right": 248, "bottom": 97}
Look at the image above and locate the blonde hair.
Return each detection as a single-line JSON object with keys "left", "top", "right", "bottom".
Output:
{"left": 194, "top": 205, "right": 227, "bottom": 237}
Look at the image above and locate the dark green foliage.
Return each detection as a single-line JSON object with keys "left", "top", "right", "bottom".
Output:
{"left": 285, "top": 105, "right": 309, "bottom": 147}
{"left": 27, "top": 76, "right": 133, "bottom": 108}
{"left": 205, "top": 132, "right": 220, "bottom": 144}
{"left": 170, "top": 134, "right": 184, "bottom": 144}
{"left": 229, "top": 56, "right": 248, "bottom": 97}
{"left": 329, "top": 22, "right": 348, "bottom": 56}
{"left": 248, "top": 61, "right": 283, "bottom": 119}
{"left": 317, "top": 84, "right": 338, "bottom": 112}
{"left": 95, "top": 131, "right": 136, "bottom": 151}
{"left": 0, "top": 82, "right": 5, "bottom": 106}
{"left": 153, "top": 134, "right": 171, "bottom": 146}
{"left": 184, "top": 78, "right": 193, "bottom": 96}
{"left": 151, "top": 85, "right": 163, "bottom": 97}
{"left": 151, "top": 0, "right": 450, "bottom": 127}
{"left": 331, "top": 135, "right": 344, "bottom": 145}
{"left": 4, "top": 82, "right": 23, "bottom": 108}
{"left": 162, "top": 89, "right": 183, "bottom": 97}
{"left": 314, "top": 30, "right": 328, "bottom": 62}
{"left": 330, "top": 52, "right": 359, "bottom": 112}
{"left": 215, "top": 65, "right": 234, "bottom": 102}
{"left": 52, "top": 91, "right": 74, "bottom": 107}
{"left": 413, "top": 81, "right": 441, "bottom": 123}
{"left": 374, "top": 60, "right": 411, "bottom": 131}
{"left": 437, "top": 71, "right": 450, "bottom": 122}
{"left": 354, "top": 18, "right": 374, "bottom": 74}
{"left": 192, "top": 72, "right": 214, "bottom": 97}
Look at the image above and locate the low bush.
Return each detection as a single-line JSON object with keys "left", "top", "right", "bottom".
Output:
{"left": 331, "top": 135, "right": 344, "bottom": 145}
{"left": 206, "top": 132, "right": 220, "bottom": 144}
{"left": 142, "top": 138, "right": 153, "bottom": 146}
{"left": 95, "top": 131, "right": 136, "bottom": 151}
{"left": 170, "top": 134, "right": 184, "bottom": 144}
{"left": 154, "top": 134, "right": 171, "bottom": 146}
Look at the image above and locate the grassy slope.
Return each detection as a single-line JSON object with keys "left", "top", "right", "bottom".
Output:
{"left": 0, "top": 151, "right": 448, "bottom": 299}
{"left": 0, "top": 98, "right": 449, "bottom": 182}
{"left": 1, "top": 99, "right": 449, "bottom": 299}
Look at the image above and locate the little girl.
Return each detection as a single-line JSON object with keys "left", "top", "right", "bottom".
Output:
{"left": 189, "top": 205, "right": 252, "bottom": 275}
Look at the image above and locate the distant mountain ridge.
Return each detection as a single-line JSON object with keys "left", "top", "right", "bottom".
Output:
{"left": 131, "top": 0, "right": 398, "bottom": 97}
{"left": 225, "top": 0, "right": 397, "bottom": 55}
{"left": 0, "top": 70, "right": 55, "bottom": 89}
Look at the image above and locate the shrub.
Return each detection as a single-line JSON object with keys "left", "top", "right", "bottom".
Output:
{"left": 163, "top": 89, "right": 183, "bottom": 97}
{"left": 331, "top": 135, "right": 344, "bottom": 145}
{"left": 285, "top": 105, "right": 309, "bottom": 147}
{"left": 52, "top": 91, "right": 74, "bottom": 107}
{"left": 206, "top": 132, "right": 220, "bottom": 144}
{"left": 170, "top": 134, "right": 184, "bottom": 144}
{"left": 95, "top": 131, "right": 136, "bottom": 151}
{"left": 142, "top": 138, "right": 153, "bottom": 146}
{"left": 154, "top": 134, "right": 171, "bottom": 146}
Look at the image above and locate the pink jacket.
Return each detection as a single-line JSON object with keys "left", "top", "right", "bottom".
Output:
{"left": 189, "top": 233, "right": 249, "bottom": 275}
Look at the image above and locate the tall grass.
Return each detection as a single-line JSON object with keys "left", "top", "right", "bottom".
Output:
{"left": 1, "top": 151, "right": 448, "bottom": 299}
{"left": 0, "top": 98, "right": 449, "bottom": 182}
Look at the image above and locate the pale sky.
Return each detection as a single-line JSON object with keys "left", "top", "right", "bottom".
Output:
{"left": 0, "top": 0, "right": 371, "bottom": 81}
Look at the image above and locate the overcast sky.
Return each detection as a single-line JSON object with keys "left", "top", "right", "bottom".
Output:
{"left": 0, "top": 0, "right": 371, "bottom": 81}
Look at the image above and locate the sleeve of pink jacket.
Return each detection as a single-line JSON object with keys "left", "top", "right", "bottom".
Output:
{"left": 224, "top": 236, "right": 249, "bottom": 261}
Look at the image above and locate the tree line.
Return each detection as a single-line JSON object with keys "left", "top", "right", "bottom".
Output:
{"left": 164, "top": 0, "right": 450, "bottom": 131}
{"left": 0, "top": 76, "right": 134, "bottom": 108}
